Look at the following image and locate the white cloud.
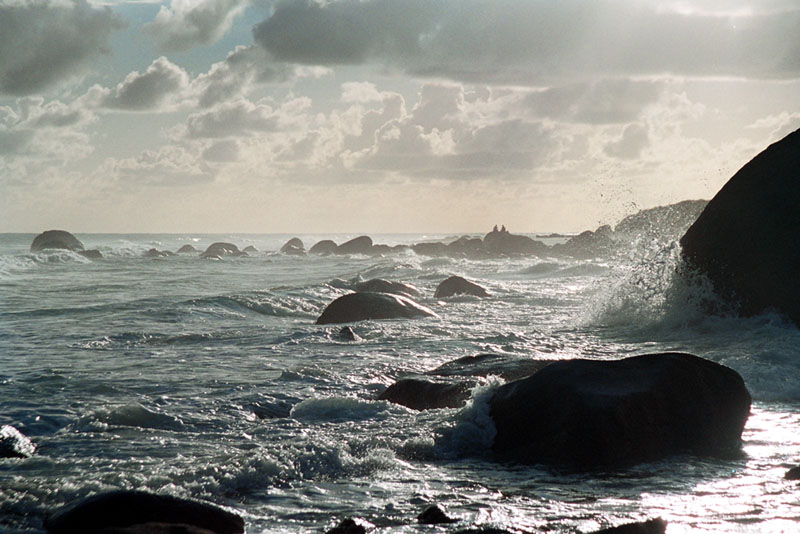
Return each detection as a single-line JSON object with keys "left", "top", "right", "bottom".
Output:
{"left": 100, "top": 56, "right": 190, "bottom": 111}
{"left": 604, "top": 122, "right": 650, "bottom": 159}
{"left": 145, "top": 0, "right": 251, "bottom": 52}
{"left": 184, "top": 98, "right": 279, "bottom": 138}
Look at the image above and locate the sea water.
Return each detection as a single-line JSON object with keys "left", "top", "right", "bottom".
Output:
{"left": 1, "top": 230, "right": 799, "bottom": 533}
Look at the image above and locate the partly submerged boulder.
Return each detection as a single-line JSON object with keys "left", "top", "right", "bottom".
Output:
{"left": 242, "top": 245, "right": 258, "bottom": 254}
{"left": 43, "top": 490, "right": 244, "bottom": 534}
{"left": 353, "top": 279, "right": 422, "bottom": 298}
{"left": 144, "top": 248, "right": 175, "bottom": 258}
{"left": 316, "top": 292, "right": 438, "bottom": 325}
{"left": 591, "top": 518, "right": 667, "bottom": 534}
{"left": 0, "top": 425, "right": 36, "bottom": 458}
{"left": 378, "top": 378, "right": 474, "bottom": 411}
{"left": 336, "top": 236, "right": 373, "bottom": 255}
{"left": 434, "top": 275, "right": 490, "bottom": 298}
{"left": 551, "top": 224, "right": 616, "bottom": 259}
{"left": 78, "top": 249, "right": 103, "bottom": 260}
{"left": 412, "top": 242, "right": 448, "bottom": 257}
{"left": 680, "top": 128, "right": 800, "bottom": 326}
{"left": 490, "top": 353, "right": 751, "bottom": 470}
{"left": 30, "top": 230, "right": 84, "bottom": 252}
{"left": 280, "top": 238, "right": 304, "bottom": 255}
{"left": 309, "top": 239, "right": 339, "bottom": 255}
{"left": 199, "top": 242, "right": 244, "bottom": 259}
{"left": 177, "top": 244, "right": 198, "bottom": 254}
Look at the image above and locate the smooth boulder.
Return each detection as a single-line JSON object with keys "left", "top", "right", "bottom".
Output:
{"left": 336, "top": 236, "right": 373, "bottom": 255}
{"left": 199, "top": 242, "right": 244, "bottom": 259}
{"left": 378, "top": 378, "right": 474, "bottom": 411}
{"left": 30, "top": 230, "right": 84, "bottom": 252}
{"left": 279, "top": 238, "right": 304, "bottom": 255}
{"left": 177, "top": 244, "right": 198, "bottom": 254}
{"left": 680, "top": 127, "right": 800, "bottom": 326}
{"left": 309, "top": 240, "right": 338, "bottom": 255}
{"left": 434, "top": 276, "right": 490, "bottom": 298}
{"left": 490, "top": 353, "right": 751, "bottom": 470}
{"left": 316, "top": 292, "right": 438, "bottom": 324}
{"left": 44, "top": 490, "right": 244, "bottom": 534}
{"left": 353, "top": 279, "right": 422, "bottom": 298}
{"left": 0, "top": 425, "right": 36, "bottom": 458}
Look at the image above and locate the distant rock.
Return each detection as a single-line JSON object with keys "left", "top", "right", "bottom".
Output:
{"left": 680, "top": 128, "right": 800, "bottom": 326}
{"left": 483, "top": 227, "right": 547, "bottom": 256}
{"left": 30, "top": 230, "right": 84, "bottom": 252}
{"left": 199, "top": 242, "right": 244, "bottom": 259}
{"left": 144, "top": 248, "right": 175, "bottom": 258}
{"left": 78, "top": 249, "right": 103, "bottom": 260}
{"left": 447, "top": 236, "right": 487, "bottom": 258}
{"left": 353, "top": 279, "right": 422, "bottom": 298}
{"left": 316, "top": 292, "right": 438, "bottom": 325}
{"left": 309, "top": 240, "right": 338, "bottom": 255}
{"left": 280, "top": 238, "right": 304, "bottom": 255}
{"left": 434, "top": 275, "right": 490, "bottom": 298}
{"left": 177, "top": 244, "right": 198, "bottom": 254}
{"left": 412, "top": 242, "right": 448, "bottom": 257}
{"left": 0, "top": 425, "right": 36, "bottom": 458}
{"left": 551, "top": 224, "right": 615, "bottom": 259}
{"left": 590, "top": 518, "right": 667, "bottom": 534}
{"left": 43, "top": 490, "right": 244, "bottom": 534}
{"left": 336, "top": 236, "right": 373, "bottom": 255}
{"left": 242, "top": 245, "right": 259, "bottom": 254}
{"left": 378, "top": 378, "right": 474, "bottom": 411}
{"left": 490, "top": 353, "right": 751, "bottom": 470}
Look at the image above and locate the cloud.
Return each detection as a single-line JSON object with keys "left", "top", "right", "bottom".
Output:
{"left": 100, "top": 57, "right": 190, "bottom": 111}
{"left": 184, "top": 98, "right": 279, "bottom": 138}
{"left": 252, "top": 0, "right": 800, "bottom": 84}
{"left": 0, "top": 97, "right": 95, "bottom": 158}
{"left": 0, "top": 0, "right": 122, "bottom": 96}
{"left": 145, "top": 0, "right": 252, "bottom": 52}
{"left": 604, "top": 122, "right": 650, "bottom": 159}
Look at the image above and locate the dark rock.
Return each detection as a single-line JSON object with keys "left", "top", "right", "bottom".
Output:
{"left": 590, "top": 518, "right": 667, "bottom": 534}
{"left": 280, "top": 238, "right": 304, "bottom": 255}
{"left": 483, "top": 227, "right": 547, "bottom": 256}
{"left": 551, "top": 224, "right": 615, "bottom": 259}
{"left": 177, "top": 245, "right": 198, "bottom": 254}
{"left": 143, "top": 248, "right": 175, "bottom": 258}
{"left": 43, "top": 490, "right": 244, "bottom": 534}
{"left": 336, "top": 236, "right": 373, "bottom": 255}
{"left": 490, "top": 353, "right": 751, "bottom": 470}
{"left": 199, "top": 243, "right": 243, "bottom": 259}
{"left": 680, "top": 128, "right": 800, "bottom": 326}
{"left": 412, "top": 242, "right": 448, "bottom": 257}
{"left": 369, "top": 244, "right": 393, "bottom": 255}
{"left": 614, "top": 200, "right": 707, "bottom": 243}
{"left": 785, "top": 465, "right": 800, "bottom": 480}
{"left": 242, "top": 245, "right": 258, "bottom": 254}
{"left": 434, "top": 276, "right": 490, "bottom": 298}
{"left": 30, "top": 230, "right": 84, "bottom": 252}
{"left": 447, "top": 236, "right": 487, "bottom": 258}
{"left": 431, "top": 354, "right": 554, "bottom": 382}
{"left": 78, "top": 249, "right": 103, "bottom": 259}
{"left": 325, "top": 518, "right": 367, "bottom": 534}
{"left": 0, "top": 425, "right": 36, "bottom": 458}
{"left": 417, "top": 504, "right": 457, "bottom": 524}
{"left": 353, "top": 279, "right": 422, "bottom": 298}
{"left": 309, "top": 240, "right": 339, "bottom": 255}
{"left": 316, "top": 292, "right": 438, "bottom": 325}
{"left": 378, "top": 378, "right": 474, "bottom": 410}
{"left": 92, "top": 522, "right": 217, "bottom": 534}
{"left": 337, "top": 326, "right": 359, "bottom": 342}
{"left": 453, "top": 528, "right": 515, "bottom": 534}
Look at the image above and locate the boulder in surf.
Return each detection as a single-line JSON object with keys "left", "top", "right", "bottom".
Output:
{"left": 309, "top": 240, "right": 339, "bottom": 255}
{"left": 490, "top": 352, "right": 751, "bottom": 470}
{"left": 336, "top": 236, "right": 373, "bottom": 255}
{"left": 30, "top": 230, "right": 84, "bottom": 252}
{"left": 177, "top": 244, "right": 198, "bottom": 254}
{"left": 280, "top": 238, "right": 305, "bottom": 255}
{"left": 199, "top": 242, "right": 244, "bottom": 259}
{"left": 0, "top": 425, "right": 36, "bottom": 458}
{"left": 316, "top": 292, "right": 438, "bottom": 325}
{"left": 434, "top": 275, "right": 490, "bottom": 298}
{"left": 378, "top": 378, "right": 474, "bottom": 411}
{"left": 353, "top": 279, "right": 422, "bottom": 298}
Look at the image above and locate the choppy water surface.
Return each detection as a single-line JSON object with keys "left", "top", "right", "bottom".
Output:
{"left": 1, "top": 232, "right": 798, "bottom": 533}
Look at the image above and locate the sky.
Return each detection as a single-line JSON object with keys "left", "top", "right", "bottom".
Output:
{"left": 1, "top": 0, "right": 799, "bottom": 234}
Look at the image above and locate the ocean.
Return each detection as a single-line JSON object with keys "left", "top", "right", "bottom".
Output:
{"left": 1, "top": 227, "right": 799, "bottom": 533}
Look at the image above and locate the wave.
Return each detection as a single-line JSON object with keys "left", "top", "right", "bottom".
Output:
{"left": 77, "top": 403, "right": 185, "bottom": 431}
{"left": 290, "top": 397, "right": 397, "bottom": 422}
{"left": 185, "top": 292, "right": 320, "bottom": 319}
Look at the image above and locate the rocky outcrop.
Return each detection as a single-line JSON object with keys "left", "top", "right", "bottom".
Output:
{"left": 490, "top": 353, "right": 751, "bottom": 470}
{"left": 336, "top": 236, "right": 373, "bottom": 255}
{"left": 177, "top": 244, "right": 198, "bottom": 254}
{"left": 483, "top": 227, "right": 547, "bottom": 256}
{"left": 144, "top": 248, "right": 175, "bottom": 258}
{"left": 378, "top": 378, "right": 474, "bottom": 410}
{"left": 316, "top": 292, "right": 438, "bottom": 324}
{"left": 551, "top": 224, "right": 615, "bottom": 259}
{"left": 199, "top": 242, "right": 244, "bottom": 259}
{"left": 280, "top": 238, "right": 304, "bottom": 255}
{"left": 417, "top": 505, "right": 457, "bottom": 525}
{"left": 43, "top": 490, "right": 244, "bottom": 534}
{"left": 30, "top": 230, "right": 84, "bottom": 252}
{"left": 309, "top": 240, "right": 338, "bottom": 255}
{"left": 447, "top": 236, "right": 487, "bottom": 258}
{"left": 242, "top": 245, "right": 258, "bottom": 254}
{"left": 434, "top": 276, "right": 490, "bottom": 298}
{"left": 680, "top": 128, "right": 800, "bottom": 326}
{"left": 0, "top": 425, "right": 36, "bottom": 458}
{"left": 353, "top": 279, "right": 421, "bottom": 298}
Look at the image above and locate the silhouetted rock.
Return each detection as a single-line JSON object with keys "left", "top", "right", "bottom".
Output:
{"left": 89, "top": 522, "right": 218, "bottom": 534}
{"left": 177, "top": 245, "right": 198, "bottom": 254}
{"left": 614, "top": 200, "right": 706, "bottom": 244}
{"left": 280, "top": 238, "right": 304, "bottom": 255}
{"left": 412, "top": 242, "right": 448, "bottom": 257}
{"left": 483, "top": 227, "right": 547, "bottom": 256}
{"left": 590, "top": 518, "right": 667, "bottom": 534}
{"left": 552, "top": 224, "right": 615, "bottom": 259}
{"left": 369, "top": 244, "right": 393, "bottom": 255}
{"left": 417, "top": 504, "right": 457, "bottom": 524}
{"left": 78, "top": 249, "right": 103, "bottom": 259}
{"left": 336, "top": 236, "right": 373, "bottom": 255}
{"left": 434, "top": 276, "right": 490, "bottom": 298}
{"left": 490, "top": 353, "right": 751, "bottom": 470}
{"left": 242, "top": 245, "right": 258, "bottom": 254}
{"left": 309, "top": 240, "right": 338, "bottom": 255}
{"left": 785, "top": 465, "right": 800, "bottom": 480}
{"left": 680, "top": 128, "right": 800, "bottom": 326}
{"left": 316, "top": 292, "right": 438, "bottom": 325}
{"left": 378, "top": 378, "right": 474, "bottom": 410}
{"left": 0, "top": 425, "right": 36, "bottom": 458}
{"left": 447, "top": 236, "right": 487, "bottom": 258}
{"left": 199, "top": 242, "right": 244, "bottom": 259}
{"left": 353, "top": 279, "right": 422, "bottom": 298}
{"left": 43, "top": 490, "right": 244, "bottom": 534}
{"left": 30, "top": 230, "right": 84, "bottom": 252}
{"left": 431, "top": 353, "right": 554, "bottom": 382}
{"left": 325, "top": 518, "right": 367, "bottom": 534}
{"left": 337, "top": 326, "right": 359, "bottom": 342}
{"left": 144, "top": 248, "right": 175, "bottom": 258}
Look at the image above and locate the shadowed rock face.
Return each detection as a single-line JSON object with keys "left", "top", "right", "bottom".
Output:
{"left": 309, "top": 239, "right": 338, "bottom": 255}
{"left": 336, "top": 236, "right": 373, "bottom": 255}
{"left": 483, "top": 228, "right": 547, "bottom": 256}
{"left": 280, "top": 238, "right": 304, "bottom": 255}
{"left": 490, "top": 353, "right": 751, "bottom": 470}
{"left": 199, "top": 242, "right": 243, "bottom": 259}
{"left": 316, "top": 292, "right": 438, "bottom": 324}
{"left": 353, "top": 278, "right": 422, "bottom": 298}
{"left": 43, "top": 490, "right": 244, "bottom": 534}
{"left": 177, "top": 244, "right": 198, "bottom": 253}
{"left": 434, "top": 276, "right": 489, "bottom": 298}
{"left": 378, "top": 378, "right": 475, "bottom": 410}
{"left": 680, "top": 127, "right": 800, "bottom": 326}
{"left": 30, "top": 230, "right": 84, "bottom": 252}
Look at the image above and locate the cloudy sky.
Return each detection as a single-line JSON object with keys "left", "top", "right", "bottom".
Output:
{"left": 1, "top": 0, "right": 799, "bottom": 234}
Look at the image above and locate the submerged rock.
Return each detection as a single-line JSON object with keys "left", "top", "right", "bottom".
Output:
{"left": 0, "top": 425, "right": 36, "bottom": 458}
{"left": 378, "top": 378, "right": 474, "bottom": 411}
{"left": 590, "top": 518, "right": 667, "bottom": 534}
{"left": 30, "top": 230, "right": 84, "bottom": 252}
{"left": 279, "top": 238, "right": 304, "bottom": 255}
{"left": 242, "top": 245, "right": 259, "bottom": 254}
{"left": 417, "top": 504, "right": 457, "bottom": 525}
{"left": 490, "top": 353, "right": 751, "bottom": 470}
{"left": 434, "top": 275, "right": 490, "bottom": 298}
{"left": 336, "top": 236, "right": 373, "bottom": 255}
{"left": 177, "top": 244, "right": 198, "bottom": 253}
{"left": 309, "top": 239, "right": 338, "bottom": 255}
{"left": 43, "top": 490, "right": 244, "bottom": 534}
{"left": 325, "top": 518, "right": 369, "bottom": 534}
{"left": 337, "top": 326, "right": 359, "bottom": 342}
{"left": 78, "top": 249, "right": 103, "bottom": 259}
{"left": 316, "top": 292, "right": 438, "bottom": 325}
{"left": 680, "top": 127, "right": 800, "bottom": 326}
{"left": 143, "top": 248, "right": 175, "bottom": 258}
{"left": 199, "top": 242, "right": 244, "bottom": 259}
{"left": 353, "top": 278, "right": 422, "bottom": 298}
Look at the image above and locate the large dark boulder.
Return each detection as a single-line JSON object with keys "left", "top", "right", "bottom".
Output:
{"left": 199, "top": 242, "right": 244, "bottom": 259}
{"left": 378, "top": 378, "right": 475, "bottom": 410}
{"left": 353, "top": 279, "right": 422, "bottom": 298}
{"left": 309, "top": 240, "right": 339, "bottom": 255}
{"left": 434, "top": 276, "right": 490, "bottom": 298}
{"left": 316, "top": 292, "right": 438, "bottom": 324}
{"left": 336, "top": 236, "right": 373, "bottom": 255}
{"left": 43, "top": 490, "right": 244, "bottom": 534}
{"left": 280, "top": 237, "right": 305, "bottom": 255}
{"left": 490, "top": 353, "right": 751, "bottom": 470}
{"left": 447, "top": 236, "right": 487, "bottom": 258}
{"left": 680, "top": 128, "right": 800, "bottom": 326}
{"left": 30, "top": 230, "right": 84, "bottom": 252}
{"left": 483, "top": 227, "right": 547, "bottom": 256}
{"left": 78, "top": 249, "right": 103, "bottom": 260}
{"left": 591, "top": 518, "right": 667, "bottom": 534}
{"left": 412, "top": 242, "right": 448, "bottom": 257}
{"left": 0, "top": 425, "right": 36, "bottom": 458}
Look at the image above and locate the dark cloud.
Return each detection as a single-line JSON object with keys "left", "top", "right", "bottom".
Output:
{"left": 102, "top": 57, "right": 189, "bottom": 111}
{"left": 0, "top": 0, "right": 122, "bottom": 96}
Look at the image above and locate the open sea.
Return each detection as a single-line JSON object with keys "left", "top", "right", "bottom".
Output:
{"left": 1, "top": 226, "right": 799, "bottom": 533}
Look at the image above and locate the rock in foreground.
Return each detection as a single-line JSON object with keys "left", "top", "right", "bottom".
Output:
{"left": 316, "top": 292, "right": 438, "bottom": 324}
{"left": 44, "top": 490, "right": 244, "bottom": 534}
{"left": 490, "top": 353, "right": 751, "bottom": 470}
{"left": 680, "top": 127, "right": 800, "bottom": 326}
{"left": 30, "top": 230, "right": 84, "bottom": 252}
